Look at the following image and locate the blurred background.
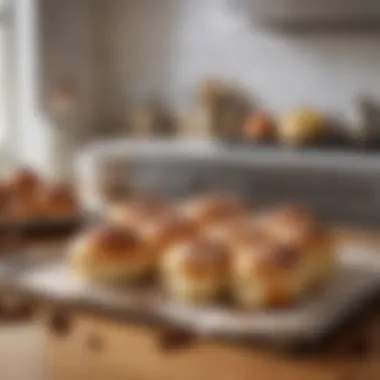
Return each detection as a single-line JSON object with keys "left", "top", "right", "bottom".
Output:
{"left": 5, "top": 0, "right": 380, "bottom": 225}
{"left": 5, "top": 0, "right": 380, "bottom": 174}
{"left": 1, "top": 1, "right": 380, "bottom": 379}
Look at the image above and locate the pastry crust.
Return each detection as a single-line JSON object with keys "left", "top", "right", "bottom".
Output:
{"left": 107, "top": 197, "right": 169, "bottom": 230}
{"left": 233, "top": 205, "right": 335, "bottom": 308}
{"left": 7, "top": 167, "right": 41, "bottom": 195}
{"left": 69, "top": 224, "right": 150, "bottom": 282}
{"left": 139, "top": 212, "right": 197, "bottom": 262}
{"left": 40, "top": 183, "right": 78, "bottom": 219}
{"left": 7, "top": 193, "right": 43, "bottom": 222}
{"left": 180, "top": 194, "right": 246, "bottom": 228}
{"left": 203, "top": 216, "right": 266, "bottom": 250}
{"left": 0, "top": 181, "right": 11, "bottom": 218}
{"left": 161, "top": 238, "right": 229, "bottom": 304}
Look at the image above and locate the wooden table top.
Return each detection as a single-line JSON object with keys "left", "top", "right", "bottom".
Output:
{"left": 0, "top": 227, "right": 379, "bottom": 380}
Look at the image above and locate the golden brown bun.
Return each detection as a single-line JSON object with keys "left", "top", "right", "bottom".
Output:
{"left": 7, "top": 193, "right": 43, "bottom": 222}
{"left": 271, "top": 221, "right": 335, "bottom": 292}
{"left": 0, "top": 181, "right": 11, "bottom": 217}
{"left": 140, "top": 212, "right": 197, "bottom": 261}
{"left": 254, "top": 203, "right": 311, "bottom": 234}
{"left": 40, "top": 183, "right": 78, "bottom": 218}
{"left": 7, "top": 167, "right": 40, "bottom": 195}
{"left": 259, "top": 203, "right": 312, "bottom": 224}
{"left": 107, "top": 197, "right": 169, "bottom": 230}
{"left": 161, "top": 238, "right": 229, "bottom": 304}
{"left": 69, "top": 224, "right": 150, "bottom": 282}
{"left": 228, "top": 224, "right": 272, "bottom": 252}
{"left": 180, "top": 194, "right": 246, "bottom": 228}
{"left": 202, "top": 216, "right": 265, "bottom": 250}
{"left": 256, "top": 204, "right": 330, "bottom": 250}
{"left": 234, "top": 205, "right": 335, "bottom": 308}
{"left": 232, "top": 240, "right": 303, "bottom": 308}
{"left": 202, "top": 217, "right": 245, "bottom": 244}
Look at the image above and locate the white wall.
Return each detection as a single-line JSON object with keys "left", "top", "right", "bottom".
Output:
{"left": 95, "top": 0, "right": 380, "bottom": 129}
{"left": 35, "top": 0, "right": 380, "bottom": 151}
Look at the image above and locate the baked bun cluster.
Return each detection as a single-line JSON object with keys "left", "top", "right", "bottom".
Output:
{"left": 0, "top": 167, "right": 79, "bottom": 222}
{"left": 69, "top": 194, "right": 335, "bottom": 308}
